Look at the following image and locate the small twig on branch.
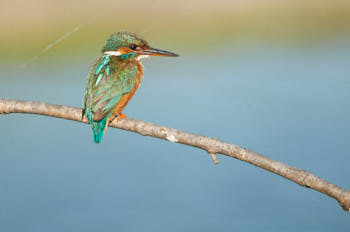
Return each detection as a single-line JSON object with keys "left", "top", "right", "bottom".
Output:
{"left": 1, "top": 98, "right": 349, "bottom": 211}
{"left": 209, "top": 152, "right": 219, "bottom": 164}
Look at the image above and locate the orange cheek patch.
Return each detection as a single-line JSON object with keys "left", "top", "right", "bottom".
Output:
{"left": 117, "top": 47, "right": 133, "bottom": 54}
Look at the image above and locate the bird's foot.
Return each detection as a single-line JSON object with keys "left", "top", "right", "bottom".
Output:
{"left": 116, "top": 112, "right": 127, "bottom": 120}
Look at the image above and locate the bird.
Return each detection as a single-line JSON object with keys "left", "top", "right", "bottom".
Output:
{"left": 83, "top": 31, "right": 178, "bottom": 143}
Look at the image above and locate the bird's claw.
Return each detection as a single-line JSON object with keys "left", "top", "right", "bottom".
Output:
{"left": 116, "top": 112, "right": 127, "bottom": 120}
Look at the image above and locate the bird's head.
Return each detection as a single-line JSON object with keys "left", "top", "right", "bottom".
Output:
{"left": 102, "top": 31, "right": 178, "bottom": 60}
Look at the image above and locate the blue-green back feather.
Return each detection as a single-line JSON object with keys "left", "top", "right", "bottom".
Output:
{"left": 94, "top": 55, "right": 110, "bottom": 74}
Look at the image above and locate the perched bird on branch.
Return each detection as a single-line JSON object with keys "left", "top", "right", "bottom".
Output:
{"left": 83, "top": 31, "right": 178, "bottom": 143}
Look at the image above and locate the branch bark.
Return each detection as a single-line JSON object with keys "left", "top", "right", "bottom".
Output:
{"left": 1, "top": 98, "right": 349, "bottom": 211}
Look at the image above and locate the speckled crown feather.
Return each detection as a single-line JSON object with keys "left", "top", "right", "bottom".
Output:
{"left": 102, "top": 31, "right": 148, "bottom": 52}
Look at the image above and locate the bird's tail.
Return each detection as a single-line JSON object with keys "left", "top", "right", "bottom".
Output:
{"left": 91, "top": 117, "right": 108, "bottom": 144}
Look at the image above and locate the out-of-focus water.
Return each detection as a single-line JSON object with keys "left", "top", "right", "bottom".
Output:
{"left": 1, "top": 40, "right": 350, "bottom": 231}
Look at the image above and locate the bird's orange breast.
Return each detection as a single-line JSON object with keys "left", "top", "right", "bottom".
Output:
{"left": 110, "top": 60, "right": 144, "bottom": 118}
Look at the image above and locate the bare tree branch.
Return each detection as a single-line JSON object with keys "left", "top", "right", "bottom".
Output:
{"left": 1, "top": 98, "right": 349, "bottom": 211}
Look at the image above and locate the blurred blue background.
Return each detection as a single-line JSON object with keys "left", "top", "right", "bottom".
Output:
{"left": 1, "top": 0, "right": 350, "bottom": 231}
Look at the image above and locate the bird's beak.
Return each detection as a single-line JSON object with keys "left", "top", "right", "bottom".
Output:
{"left": 139, "top": 47, "right": 179, "bottom": 57}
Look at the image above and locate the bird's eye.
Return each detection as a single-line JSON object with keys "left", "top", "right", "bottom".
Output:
{"left": 129, "top": 44, "right": 137, "bottom": 50}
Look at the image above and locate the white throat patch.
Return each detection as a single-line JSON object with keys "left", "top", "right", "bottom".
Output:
{"left": 137, "top": 55, "right": 149, "bottom": 60}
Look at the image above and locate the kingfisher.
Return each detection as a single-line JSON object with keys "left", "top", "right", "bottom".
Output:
{"left": 83, "top": 31, "right": 178, "bottom": 143}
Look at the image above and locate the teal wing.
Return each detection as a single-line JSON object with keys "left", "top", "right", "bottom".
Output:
{"left": 83, "top": 55, "right": 138, "bottom": 142}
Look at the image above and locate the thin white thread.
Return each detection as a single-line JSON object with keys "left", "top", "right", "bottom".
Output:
{"left": 21, "top": 24, "right": 82, "bottom": 68}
